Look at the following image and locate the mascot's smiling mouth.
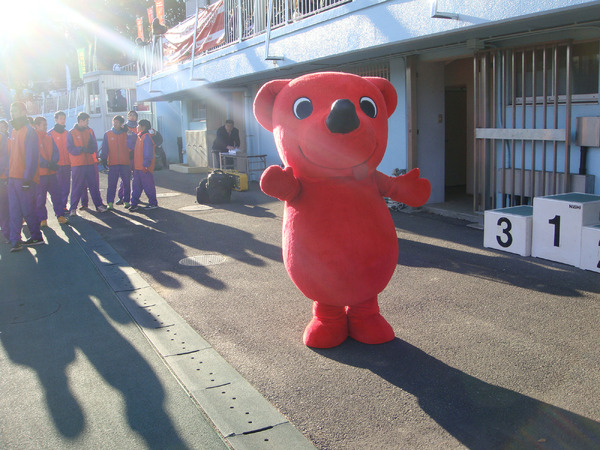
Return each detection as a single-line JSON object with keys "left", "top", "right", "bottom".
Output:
{"left": 298, "top": 143, "right": 377, "bottom": 171}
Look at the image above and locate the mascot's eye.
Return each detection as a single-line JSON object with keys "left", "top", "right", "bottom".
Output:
{"left": 359, "top": 97, "right": 377, "bottom": 118}
{"left": 293, "top": 97, "right": 313, "bottom": 120}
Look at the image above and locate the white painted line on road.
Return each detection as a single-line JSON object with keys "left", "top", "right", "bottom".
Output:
{"left": 156, "top": 192, "right": 181, "bottom": 198}
{"left": 179, "top": 204, "right": 213, "bottom": 211}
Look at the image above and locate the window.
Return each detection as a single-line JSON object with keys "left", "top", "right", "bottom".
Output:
{"left": 190, "top": 99, "right": 207, "bottom": 122}
{"left": 512, "top": 41, "right": 599, "bottom": 104}
{"left": 341, "top": 62, "right": 391, "bottom": 81}
{"left": 106, "top": 89, "right": 128, "bottom": 113}
{"left": 88, "top": 81, "right": 100, "bottom": 114}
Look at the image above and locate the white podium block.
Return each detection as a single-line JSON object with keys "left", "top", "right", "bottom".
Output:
{"left": 580, "top": 225, "right": 600, "bottom": 273}
{"left": 532, "top": 193, "right": 600, "bottom": 266}
{"left": 484, "top": 206, "right": 533, "bottom": 256}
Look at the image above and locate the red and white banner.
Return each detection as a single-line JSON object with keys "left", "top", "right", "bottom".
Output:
{"left": 155, "top": 0, "right": 165, "bottom": 25}
{"left": 162, "top": 0, "right": 225, "bottom": 65}
{"left": 136, "top": 17, "right": 144, "bottom": 41}
{"left": 147, "top": 6, "right": 154, "bottom": 25}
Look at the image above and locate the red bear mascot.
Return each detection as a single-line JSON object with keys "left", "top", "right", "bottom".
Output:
{"left": 254, "top": 72, "right": 430, "bottom": 348}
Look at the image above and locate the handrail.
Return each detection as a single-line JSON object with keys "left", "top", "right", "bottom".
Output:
{"left": 264, "top": 0, "right": 284, "bottom": 61}
{"left": 190, "top": 0, "right": 205, "bottom": 81}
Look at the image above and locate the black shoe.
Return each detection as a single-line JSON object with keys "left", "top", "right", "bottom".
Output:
{"left": 23, "top": 238, "right": 44, "bottom": 246}
{"left": 10, "top": 242, "right": 23, "bottom": 252}
{"left": 129, "top": 205, "right": 138, "bottom": 211}
{"left": 144, "top": 204, "right": 158, "bottom": 210}
{"left": 115, "top": 199, "right": 124, "bottom": 205}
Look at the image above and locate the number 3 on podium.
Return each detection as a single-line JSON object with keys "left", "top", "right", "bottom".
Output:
{"left": 496, "top": 217, "right": 513, "bottom": 248}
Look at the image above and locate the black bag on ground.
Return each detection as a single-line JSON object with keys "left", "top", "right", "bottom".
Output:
{"left": 196, "top": 179, "right": 209, "bottom": 204}
{"left": 196, "top": 170, "right": 235, "bottom": 204}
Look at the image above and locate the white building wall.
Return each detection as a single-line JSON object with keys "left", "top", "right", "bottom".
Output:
{"left": 139, "top": 0, "right": 600, "bottom": 99}
{"left": 155, "top": 101, "right": 183, "bottom": 163}
{"left": 378, "top": 57, "right": 407, "bottom": 176}
{"left": 140, "top": 0, "right": 600, "bottom": 199}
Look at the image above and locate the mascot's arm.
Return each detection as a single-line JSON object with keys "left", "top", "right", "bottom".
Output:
{"left": 375, "top": 168, "right": 431, "bottom": 207}
{"left": 260, "top": 165, "right": 301, "bottom": 202}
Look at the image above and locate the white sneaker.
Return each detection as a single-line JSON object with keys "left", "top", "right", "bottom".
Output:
{"left": 96, "top": 205, "right": 108, "bottom": 213}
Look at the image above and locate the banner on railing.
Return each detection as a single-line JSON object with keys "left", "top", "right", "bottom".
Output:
{"left": 77, "top": 48, "right": 86, "bottom": 79}
{"left": 147, "top": 6, "right": 154, "bottom": 24}
{"left": 137, "top": 17, "right": 144, "bottom": 41}
{"left": 156, "top": 0, "right": 165, "bottom": 24}
{"left": 162, "top": 0, "right": 225, "bottom": 65}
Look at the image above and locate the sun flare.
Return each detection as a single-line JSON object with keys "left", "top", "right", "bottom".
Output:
{"left": 1, "top": 0, "right": 60, "bottom": 43}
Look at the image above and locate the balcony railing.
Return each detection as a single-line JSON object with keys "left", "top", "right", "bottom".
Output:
{"left": 224, "top": 0, "right": 350, "bottom": 44}
{"left": 138, "top": 0, "right": 351, "bottom": 79}
{"left": 15, "top": 86, "right": 87, "bottom": 117}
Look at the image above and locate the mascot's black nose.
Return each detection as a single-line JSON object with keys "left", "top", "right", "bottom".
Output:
{"left": 326, "top": 99, "right": 360, "bottom": 134}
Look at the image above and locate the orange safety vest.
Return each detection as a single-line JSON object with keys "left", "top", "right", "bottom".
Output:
{"left": 49, "top": 129, "right": 70, "bottom": 166}
{"left": 134, "top": 132, "right": 155, "bottom": 173}
{"left": 104, "top": 129, "right": 130, "bottom": 166}
{"left": 0, "top": 133, "right": 8, "bottom": 180}
{"left": 37, "top": 130, "right": 56, "bottom": 176}
{"left": 9, "top": 126, "right": 39, "bottom": 183}
{"left": 69, "top": 127, "right": 97, "bottom": 166}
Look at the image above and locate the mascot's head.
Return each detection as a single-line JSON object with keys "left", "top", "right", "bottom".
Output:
{"left": 253, "top": 72, "right": 397, "bottom": 179}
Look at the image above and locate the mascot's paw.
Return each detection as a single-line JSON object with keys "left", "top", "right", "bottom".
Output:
{"left": 260, "top": 165, "right": 301, "bottom": 201}
{"left": 346, "top": 297, "right": 395, "bottom": 345}
{"left": 392, "top": 168, "right": 431, "bottom": 207}
{"left": 303, "top": 303, "right": 348, "bottom": 348}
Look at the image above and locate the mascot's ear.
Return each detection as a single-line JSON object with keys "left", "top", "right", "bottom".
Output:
{"left": 365, "top": 77, "right": 398, "bottom": 118}
{"left": 253, "top": 79, "right": 291, "bottom": 132}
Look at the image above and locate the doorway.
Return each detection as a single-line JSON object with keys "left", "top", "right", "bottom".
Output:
{"left": 443, "top": 58, "right": 475, "bottom": 214}
{"left": 445, "top": 86, "right": 468, "bottom": 198}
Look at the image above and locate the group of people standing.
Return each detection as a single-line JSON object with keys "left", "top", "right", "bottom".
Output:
{"left": 0, "top": 103, "right": 159, "bottom": 253}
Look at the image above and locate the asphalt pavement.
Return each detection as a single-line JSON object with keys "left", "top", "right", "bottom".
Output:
{"left": 2, "top": 167, "right": 599, "bottom": 449}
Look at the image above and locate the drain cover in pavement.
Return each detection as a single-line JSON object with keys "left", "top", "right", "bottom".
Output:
{"left": 179, "top": 205, "right": 213, "bottom": 211}
{"left": 179, "top": 254, "right": 227, "bottom": 266}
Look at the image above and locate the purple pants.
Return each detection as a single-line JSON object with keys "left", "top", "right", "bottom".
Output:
{"left": 8, "top": 178, "right": 42, "bottom": 244}
{"left": 70, "top": 165, "right": 104, "bottom": 211}
{"left": 107, "top": 165, "right": 131, "bottom": 204}
{"left": 0, "top": 181, "right": 9, "bottom": 241}
{"left": 131, "top": 170, "right": 157, "bottom": 207}
{"left": 118, "top": 160, "right": 133, "bottom": 200}
{"left": 36, "top": 174, "right": 63, "bottom": 221}
{"left": 56, "top": 165, "right": 71, "bottom": 212}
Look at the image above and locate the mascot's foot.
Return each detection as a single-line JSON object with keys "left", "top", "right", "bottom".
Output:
{"left": 347, "top": 297, "right": 395, "bottom": 345}
{"left": 303, "top": 303, "right": 348, "bottom": 348}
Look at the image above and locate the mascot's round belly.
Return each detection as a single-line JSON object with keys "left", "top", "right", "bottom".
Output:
{"left": 282, "top": 177, "right": 399, "bottom": 306}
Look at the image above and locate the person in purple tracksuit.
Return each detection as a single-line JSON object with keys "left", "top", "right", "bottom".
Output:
{"left": 116, "top": 110, "right": 138, "bottom": 205}
{"left": 67, "top": 112, "right": 107, "bottom": 215}
{"left": 0, "top": 120, "right": 10, "bottom": 242}
{"left": 7, "top": 102, "right": 42, "bottom": 252}
{"left": 100, "top": 115, "right": 131, "bottom": 209}
{"left": 129, "top": 119, "right": 158, "bottom": 211}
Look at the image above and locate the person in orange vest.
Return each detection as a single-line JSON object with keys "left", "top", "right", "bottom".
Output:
{"left": 100, "top": 115, "right": 131, "bottom": 209}
{"left": 34, "top": 117, "right": 67, "bottom": 226}
{"left": 129, "top": 119, "right": 158, "bottom": 211}
{"left": 67, "top": 112, "right": 107, "bottom": 214}
{"left": 116, "top": 110, "right": 138, "bottom": 205}
{"left": 49, "top": 110, "right": 71, "bottom": 215}
{"left": 7, "top": 101, "right": 43, "bottom": 252}
{"left": 0, "top": 119, "right": 9, "bottom": 243}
